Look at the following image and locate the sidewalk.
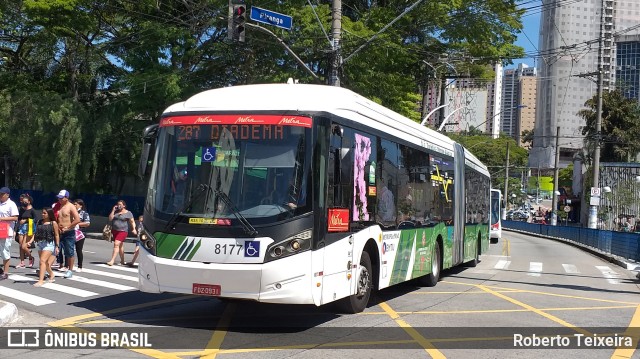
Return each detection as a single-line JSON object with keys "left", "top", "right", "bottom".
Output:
{"left": 0, "top": 215, "right": 135, "bottom": 326}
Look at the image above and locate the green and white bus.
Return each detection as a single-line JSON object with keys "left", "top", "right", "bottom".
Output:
{"left": 137, "top": 83, "right": 490, "bottom": 313}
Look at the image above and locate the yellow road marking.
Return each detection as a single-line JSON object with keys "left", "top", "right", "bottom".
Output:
{"left": 409, "top": 289, "right": 524, "bottom": 295}
{"left": 611, "top": 304, "right": 640, "bottom": 359}
{"left": 200, "top": 302, "right": 237, "bottom": 359}
{"left": 80, "top": 319, "right": 123, "bottom": 324}
{"left": 477, "top": 284, "right": 592, "bottom": 336}
{"left": 48, "top": 295, "right": 193, "bottom": 327}
{"left": 502, "top": 239, "right": 510, "bottom": 256}
{"left": 442, "top": 280, "right": 640, "bottom": 305}
{"left": 359, "top": 305, "right": 636, "bottom": 315}
{"left": 379, "top": 301, "right": 446, "bottom": 359}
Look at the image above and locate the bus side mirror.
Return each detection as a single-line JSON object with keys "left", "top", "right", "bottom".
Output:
{"left": 138, "top": 142, "right": 152, "bottom": 178}
{"left": 138, "top": 124, "right": 159, "bottom": 179}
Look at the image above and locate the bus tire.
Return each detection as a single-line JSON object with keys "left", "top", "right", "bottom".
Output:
{"left": 337, "top": 251, "right": 372, "bottom": 314}
{"left": 420, "top": 241, "right": 440, "bottom": 287}
{"left": 466, "top": 236, "right": 481, "bottom": 267}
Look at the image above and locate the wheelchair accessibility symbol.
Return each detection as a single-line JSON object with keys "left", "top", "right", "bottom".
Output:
{"left": 244, "top": 241, "right": 260, "bottom": 257}
{"left": 202, "top": 147, "right": 217, "bottom": 162}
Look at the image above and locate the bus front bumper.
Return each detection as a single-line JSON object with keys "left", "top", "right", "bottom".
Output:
{"left": 138, "top": 249, "right": 314, "bottom": 304}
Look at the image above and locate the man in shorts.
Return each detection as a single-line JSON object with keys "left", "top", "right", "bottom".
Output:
{"left": 55, "top": 189, "right": 80, "bottom": 278}
{"left": 0, "top": 187, "right": 19, "bottom": 280}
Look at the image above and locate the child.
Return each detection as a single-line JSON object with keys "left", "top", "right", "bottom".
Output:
{"left": 128, "top": 215, "right": 143, "bottom": 268}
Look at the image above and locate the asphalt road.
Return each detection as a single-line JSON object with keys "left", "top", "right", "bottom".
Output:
{"left": 2, "top": 231, "right": 640, "bottom": 359}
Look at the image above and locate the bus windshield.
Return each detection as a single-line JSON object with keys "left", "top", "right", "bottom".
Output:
{"left": 147, "top": 115, "right": 312, "bottom": 226}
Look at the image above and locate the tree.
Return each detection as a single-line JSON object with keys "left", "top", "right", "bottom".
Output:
{"left": 0, "top": 0, "right": 527, "bottom": 193}
{"left": 521, "top": 129, "right": 534, "bottom": 149}
{"left": 578, "top": 90, "right": 640, "bottom": 163}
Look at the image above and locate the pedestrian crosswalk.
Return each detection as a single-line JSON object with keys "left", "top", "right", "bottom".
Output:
{"left": 468, "top": 257, "right": 632, "bottom": 284}
{"left": 0, "top": 263, "right": 139, "bottom": 306}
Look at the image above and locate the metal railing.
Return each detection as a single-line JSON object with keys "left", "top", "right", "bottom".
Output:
{"left": 503, "top": 220, "right": 640, "bottom": 262}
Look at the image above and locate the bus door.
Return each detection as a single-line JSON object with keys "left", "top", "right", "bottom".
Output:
{"left": 452, "top": 143, "right": 466, "bottom": 265}
{"left": 320, "top": 122, "right": 356, "bottom": 303}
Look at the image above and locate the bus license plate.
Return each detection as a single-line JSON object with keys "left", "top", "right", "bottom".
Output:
{"left": 192, "top": 283, "right": 221, "bottom": 296}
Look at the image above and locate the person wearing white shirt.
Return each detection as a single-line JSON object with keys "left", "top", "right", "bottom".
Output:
{"left": 0, "top": 187, "right": 19, "bottom": 280}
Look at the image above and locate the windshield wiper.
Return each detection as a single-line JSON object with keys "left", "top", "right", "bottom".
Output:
{"left": 164, "top": 184, "right": 208, "bottom": 232}
{"left": 215, "top": 190, "right": 258, "bottom": 237}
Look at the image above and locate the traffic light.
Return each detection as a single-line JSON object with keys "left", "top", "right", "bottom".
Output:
{"left": 232, "top": 4, "right": 246, "bottom": 42}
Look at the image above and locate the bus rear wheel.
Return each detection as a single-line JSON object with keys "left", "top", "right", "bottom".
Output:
{"left": 337, "top": 251, "right": 372, "bottom": 314}
{"left": 419, "top": 241, "right": 440, "bottom": 287}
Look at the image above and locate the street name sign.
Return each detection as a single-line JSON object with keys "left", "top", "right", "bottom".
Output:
{"left": 250, "top": 6, "right": 292, "bottom": 30}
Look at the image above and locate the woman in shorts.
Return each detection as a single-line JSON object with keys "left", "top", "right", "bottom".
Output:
{"left": 33, "top": 208, "right": 59, "bottom": 287}
{"left": 16, "top": 194, "right": 36, "bottom": 268}
{"left": 107, "top": 200, "right": 137, "bottom": 266}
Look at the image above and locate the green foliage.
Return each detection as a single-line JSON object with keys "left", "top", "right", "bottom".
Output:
{"left": 559, "top": 164, "right": 573, "bottom": 188}
{"left": 521, "top": 129, "right": 534, "bottom": 149}
{"left": 0, "top": 0, "right": 526, "bottom": 193}
{"left": 446, "top": 133, "right": 527, "bottom": 192}
{"left": 579, "top": 90, "right": 640, "bottom": 163}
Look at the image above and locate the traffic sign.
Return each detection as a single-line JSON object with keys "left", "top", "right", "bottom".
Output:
{"left": 250, "top": 6, "right": 292, "bottom": 30}
{"left": 591, "top": 187, "right": 601, "bottom": 197}
{"left": 563, "top": 206, "right": 571, "bottom": 213}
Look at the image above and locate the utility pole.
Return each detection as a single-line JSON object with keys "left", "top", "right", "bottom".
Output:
{"left": 329, "top": 0, "right": 341, "bottom": 87}
{"left": 588, "top": 0, "right": 606, "bottom": 229}
{"left": 537, "top": 164, "right": 540, "bottom": 205}
{"left": 551, "top": 126, "right": 560, "bottom": 226}
{"left": 502, "top": 142, "right": 510, "bottom": 220}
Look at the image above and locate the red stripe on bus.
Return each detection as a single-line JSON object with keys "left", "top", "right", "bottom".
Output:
{"left": 160, "top": 115, "right": 312, "bottom": 128}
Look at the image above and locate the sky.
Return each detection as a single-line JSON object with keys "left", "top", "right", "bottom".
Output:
{"left": 507, "top": 1, "right": 542, "bottom": 70}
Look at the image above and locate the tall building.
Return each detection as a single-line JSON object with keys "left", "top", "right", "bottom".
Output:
{"left": 501, "top": 64, "right": 537, "bottom": 143}
{"left": 518, "top": 75, "right": 538, "bottom": 147}
{"left": 616, "top": 34, "right": 640, "bottom": 100}
{"left": 441, "top": 81, "right": 489, "bottom": 133}
{"left": 529, "top": 0, "right": 640, "bottom": 169}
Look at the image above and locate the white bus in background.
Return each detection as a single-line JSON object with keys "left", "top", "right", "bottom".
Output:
{"left": 137, "top": 83, "right": 491, "bottom": 313}
{"left": 490, "top": 189, "right": 502, "bottom": 243}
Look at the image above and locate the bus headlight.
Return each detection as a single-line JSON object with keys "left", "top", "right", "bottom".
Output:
{"left": 141, "top": 230, "right": 157, "bottom": 255}
{"left": 266, "top": 229, "right": 312, "bottom": 262}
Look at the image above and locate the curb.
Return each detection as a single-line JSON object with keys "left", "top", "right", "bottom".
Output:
{"left": 0, "top": 300, "right": 18, "bottom": 327}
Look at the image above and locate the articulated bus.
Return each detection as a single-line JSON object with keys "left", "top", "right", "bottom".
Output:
{"left": 137, "top": 83, "right": 491, "bottom": 313}
{"left": 490, "top": 189, "right": 502, "bottom": 243}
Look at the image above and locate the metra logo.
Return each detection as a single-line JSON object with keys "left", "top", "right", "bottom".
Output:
{"left": 194, "top": 116, "right": 219, "bottom": 124}
{"left": 235, "top": 116, "right": 261, "bottom": 123}
{"left": 382, "top": 242, "right": 395, "bottom": 255}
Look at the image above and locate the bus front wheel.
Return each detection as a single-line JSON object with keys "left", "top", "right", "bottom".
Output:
{"left": 337, "top": 251, "right": 372, "bottom": 314}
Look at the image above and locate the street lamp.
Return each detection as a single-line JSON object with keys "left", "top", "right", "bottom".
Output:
{"left": 421, "top": 103, "right": 449, "bottom": 126}
{"left": 438, "top": 106, "right": 467, "bottom": 132}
